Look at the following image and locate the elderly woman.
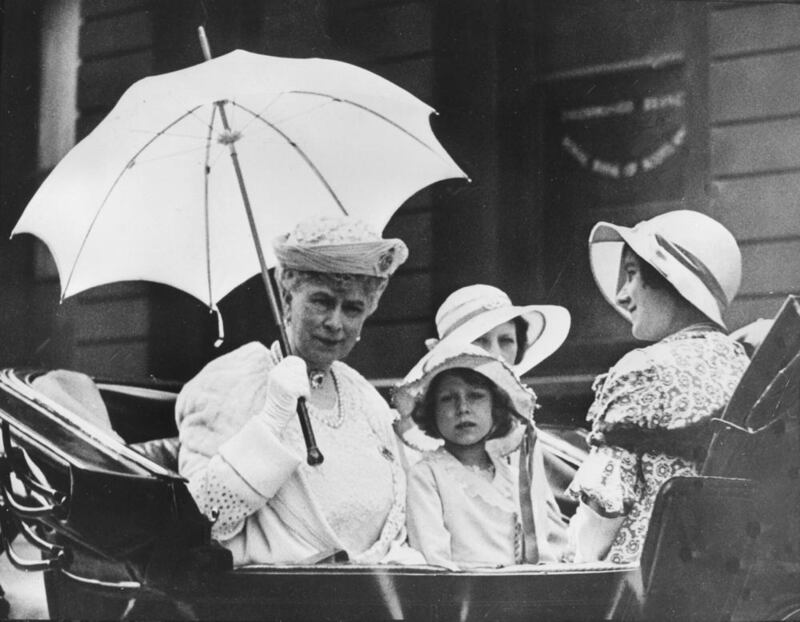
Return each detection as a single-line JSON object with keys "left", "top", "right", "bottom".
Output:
{"left": 566, "top": 210, "right": 750, "bottom": 564}
{"left": 176, "top": 216, "right": 420, "bottom": 566}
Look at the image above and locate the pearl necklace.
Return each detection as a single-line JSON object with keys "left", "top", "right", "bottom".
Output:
{"left": 309, "top": 369, "right": 344, "bottom": 428}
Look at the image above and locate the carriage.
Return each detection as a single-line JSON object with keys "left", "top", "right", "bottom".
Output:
{"left": 1, "top": 296, "right": 798, "bottom": 620}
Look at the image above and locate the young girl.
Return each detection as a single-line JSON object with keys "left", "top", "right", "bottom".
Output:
{"left": 395, "top": 344, "right": 552, "bottom": 569}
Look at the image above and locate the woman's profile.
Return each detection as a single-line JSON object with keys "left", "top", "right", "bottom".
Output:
{"left": 566, "top": 210, "right": 750, "bottom": 564}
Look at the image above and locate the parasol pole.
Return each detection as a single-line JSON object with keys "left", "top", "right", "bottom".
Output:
{"left": 198, "top": 26, "right": 324, "bottom": 466}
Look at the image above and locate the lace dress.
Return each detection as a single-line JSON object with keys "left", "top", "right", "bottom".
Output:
{"left": 176, "top": 342, "right": 410, "bottom": 566}
{"left": 407, "top": 447, "right": 521, "bottom": 569}
{"left": 567, "top": 325, "right": 749, "bottom": 563}
{"left": 282, "top": 368, "right": 396, "bottom": 555}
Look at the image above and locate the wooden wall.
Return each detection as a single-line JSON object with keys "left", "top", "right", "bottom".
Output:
{"left": 42, "top": 0, "right": 161, "bottom": 379}
{"left": 14, "top": 0, "right": 798, "bottom": 392}
{"left": 322, "top": 0, "right": 443, "bottom": 379}
{"left": 505, "top": 1, "right": 709, "bottom": 379}
{"left": 0, "top": 2, "right": 46, "bottom": 370}
{"left": 707, "top": 3, "right": 800, "bottom": 328}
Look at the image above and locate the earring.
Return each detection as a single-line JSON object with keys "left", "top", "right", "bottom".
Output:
{"left": 356, "top": 335, "right": 361, "bottom": 342}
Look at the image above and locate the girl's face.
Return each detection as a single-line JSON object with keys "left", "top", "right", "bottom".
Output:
{"left": 472, "top": 320, "right": 518, "bottom": 366}
{"left": 432, "top": 372, "right": 494, "bottom": 447}
{"left": 615, "top": 251, "right": 680, "bottom": 341}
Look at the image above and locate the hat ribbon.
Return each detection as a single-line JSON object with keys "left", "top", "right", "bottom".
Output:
{"left": 439, "top": 298, "right": 506, "bottom": 338}
{"left": 654, "top": 234, "right": 729, "bottom": 313}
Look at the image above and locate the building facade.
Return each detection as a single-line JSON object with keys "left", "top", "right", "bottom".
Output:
{"left": 1, "top": 1, "right": 798, "bottom": 423}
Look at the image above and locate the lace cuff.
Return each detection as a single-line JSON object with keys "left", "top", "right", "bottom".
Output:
{"left": 187, "top": 454, "right": 268, "bottom": 541}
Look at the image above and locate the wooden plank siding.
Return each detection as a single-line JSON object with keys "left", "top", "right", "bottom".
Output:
{"left": 325, "top": 0, "right": 438, "bottom": 378}
{"left": 65, "top": 1, "right": 157, "bottom": 379}
{"left": 709, "top": 4, "right": 800, "bottom": 330}
{"left": 519, "top": 1, "right": 709, "bottom": 379}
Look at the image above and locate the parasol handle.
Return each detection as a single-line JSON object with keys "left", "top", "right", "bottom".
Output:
{"left": 198, "top": 26, "right": 213, "bottom": 62}
{"left": 267, "top": 272, "right": 324, "bottom": 467}
{"left": 197, "top": 25, "right": 323, "bottom": 466}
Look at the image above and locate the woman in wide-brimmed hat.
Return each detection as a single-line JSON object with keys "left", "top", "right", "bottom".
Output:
{"left": 412, "top": 284, "right": 571, "bottom": 378}
{"left": 396, "top": 343, "right": 554, "bottom": 569}
{"left": 176, "top": 216, "right": 422, "bottom": 566}
{"left": 565, "top": 210, "right": 750, "bottom": 564}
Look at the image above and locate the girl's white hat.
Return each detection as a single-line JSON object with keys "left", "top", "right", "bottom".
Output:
{"left": 416, "top": 284, "right": 571, "bottom": 377}
{"left": 589, "top": 210, "right": 741, "bottom": 328}
{"left": 393, "top": 343, "right": 536, "bottom": 455}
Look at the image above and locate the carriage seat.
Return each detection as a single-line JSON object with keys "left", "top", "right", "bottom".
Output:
{"left": 31, "top": 370, "right": 181, "bottom": 473}
{"left": 130, "top": 436, "right": 180, "bottom": 472}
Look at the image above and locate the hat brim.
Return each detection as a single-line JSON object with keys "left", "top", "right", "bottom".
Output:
{"left": 589, "top": 222, "right": 727, "bottom": 328}
{"left": 411, "top": 304, "right": 570, "bottom": 379}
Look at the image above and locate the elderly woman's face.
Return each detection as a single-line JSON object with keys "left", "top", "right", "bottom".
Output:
{"left": 287, "top": 281, "right": 371, "bottom": 370}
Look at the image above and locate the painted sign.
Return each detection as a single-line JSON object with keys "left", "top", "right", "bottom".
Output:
{"left": 543, "top": 63, "right": 688, "bottom": 208}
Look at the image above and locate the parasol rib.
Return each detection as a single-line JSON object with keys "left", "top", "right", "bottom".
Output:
{"left": 214, "top": 99, "right": 324, "bottom": 467}
{"left": 231, "top": 102, "right": 348, "bottom": 215}
{"left": 288, "top": 90, "right": 451, "bottom": 161}
{"left": 203, "top": 105, "right": 218, "bottom": 311}
{"left": 62, "top": 106, "right": 205, "bottom": 300}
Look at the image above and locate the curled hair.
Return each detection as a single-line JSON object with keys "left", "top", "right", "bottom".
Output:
{"left": 275, "top": 266, "right": 388, "bottom": 315}
{"left": 414, "top": 368, "right": 516, "bottom": 440}
{"left": 512, "top": 316, "right": 529, "bottom": 365}
{"left": 621, "top": 244, "right": 681, "bottom": 297}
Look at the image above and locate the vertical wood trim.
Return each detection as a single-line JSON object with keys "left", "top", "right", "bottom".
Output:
{"left": 681, "top": 2, "right": 711, "bottom": 210}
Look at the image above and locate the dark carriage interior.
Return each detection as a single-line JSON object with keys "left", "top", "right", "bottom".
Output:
{"left": 96, "top": 381, "right": 182, "bottom": 472}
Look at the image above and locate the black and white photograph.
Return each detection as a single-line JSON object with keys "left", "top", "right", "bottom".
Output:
{"left": 0, "top": 1, "right": 798, "bottom": 619}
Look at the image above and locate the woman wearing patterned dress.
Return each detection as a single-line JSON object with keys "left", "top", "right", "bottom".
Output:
{"left": 565, "top": 210, "right": 750, "bottom": 564}
{"left": 176, "top": 216, "right": 422, "bottom": 566}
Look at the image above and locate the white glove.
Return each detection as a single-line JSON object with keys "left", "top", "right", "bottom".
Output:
{"left": 261, "top": 355, "right": 310, "bottom": 435}
{"left": 567, "top": 501, "right": 624, "bottom": 563}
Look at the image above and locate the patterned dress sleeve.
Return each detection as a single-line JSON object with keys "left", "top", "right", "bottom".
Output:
{"left": 567, "top": 349, "right": 665, "bottom": 516}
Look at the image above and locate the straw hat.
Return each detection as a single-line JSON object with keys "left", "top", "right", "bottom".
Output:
{"left": 273, "top": 216, "right": 408, "bottom": 277}
{"left": 589, "top": 210, "right": 741, "bottom": 328}
{"left": 416, "top": 284, "right": 570, "bottom": 377}
{"left": 394, "top": 343, "right": 536, "bottom": 455}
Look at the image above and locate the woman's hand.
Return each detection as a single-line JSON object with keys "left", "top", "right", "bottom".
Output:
{"left": 261, "top": 355, "right": 311, "bottom": 434}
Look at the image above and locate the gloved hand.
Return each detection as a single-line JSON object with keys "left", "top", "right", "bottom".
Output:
{"left": 261, "top": 355, "right": 310, "bottom": 436}
{"left": 566, "top": 500, "right": 624, "bottom": 563}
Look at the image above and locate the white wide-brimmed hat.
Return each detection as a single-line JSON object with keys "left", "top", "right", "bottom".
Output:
{"left": 394, "top": 343, "right": 536, "bottom": 455}
{"left": 589, "top": 210, "right": 741, "bottom": 328}
{"left": 416, "top": 284, "right": 570, "bottom": 378}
